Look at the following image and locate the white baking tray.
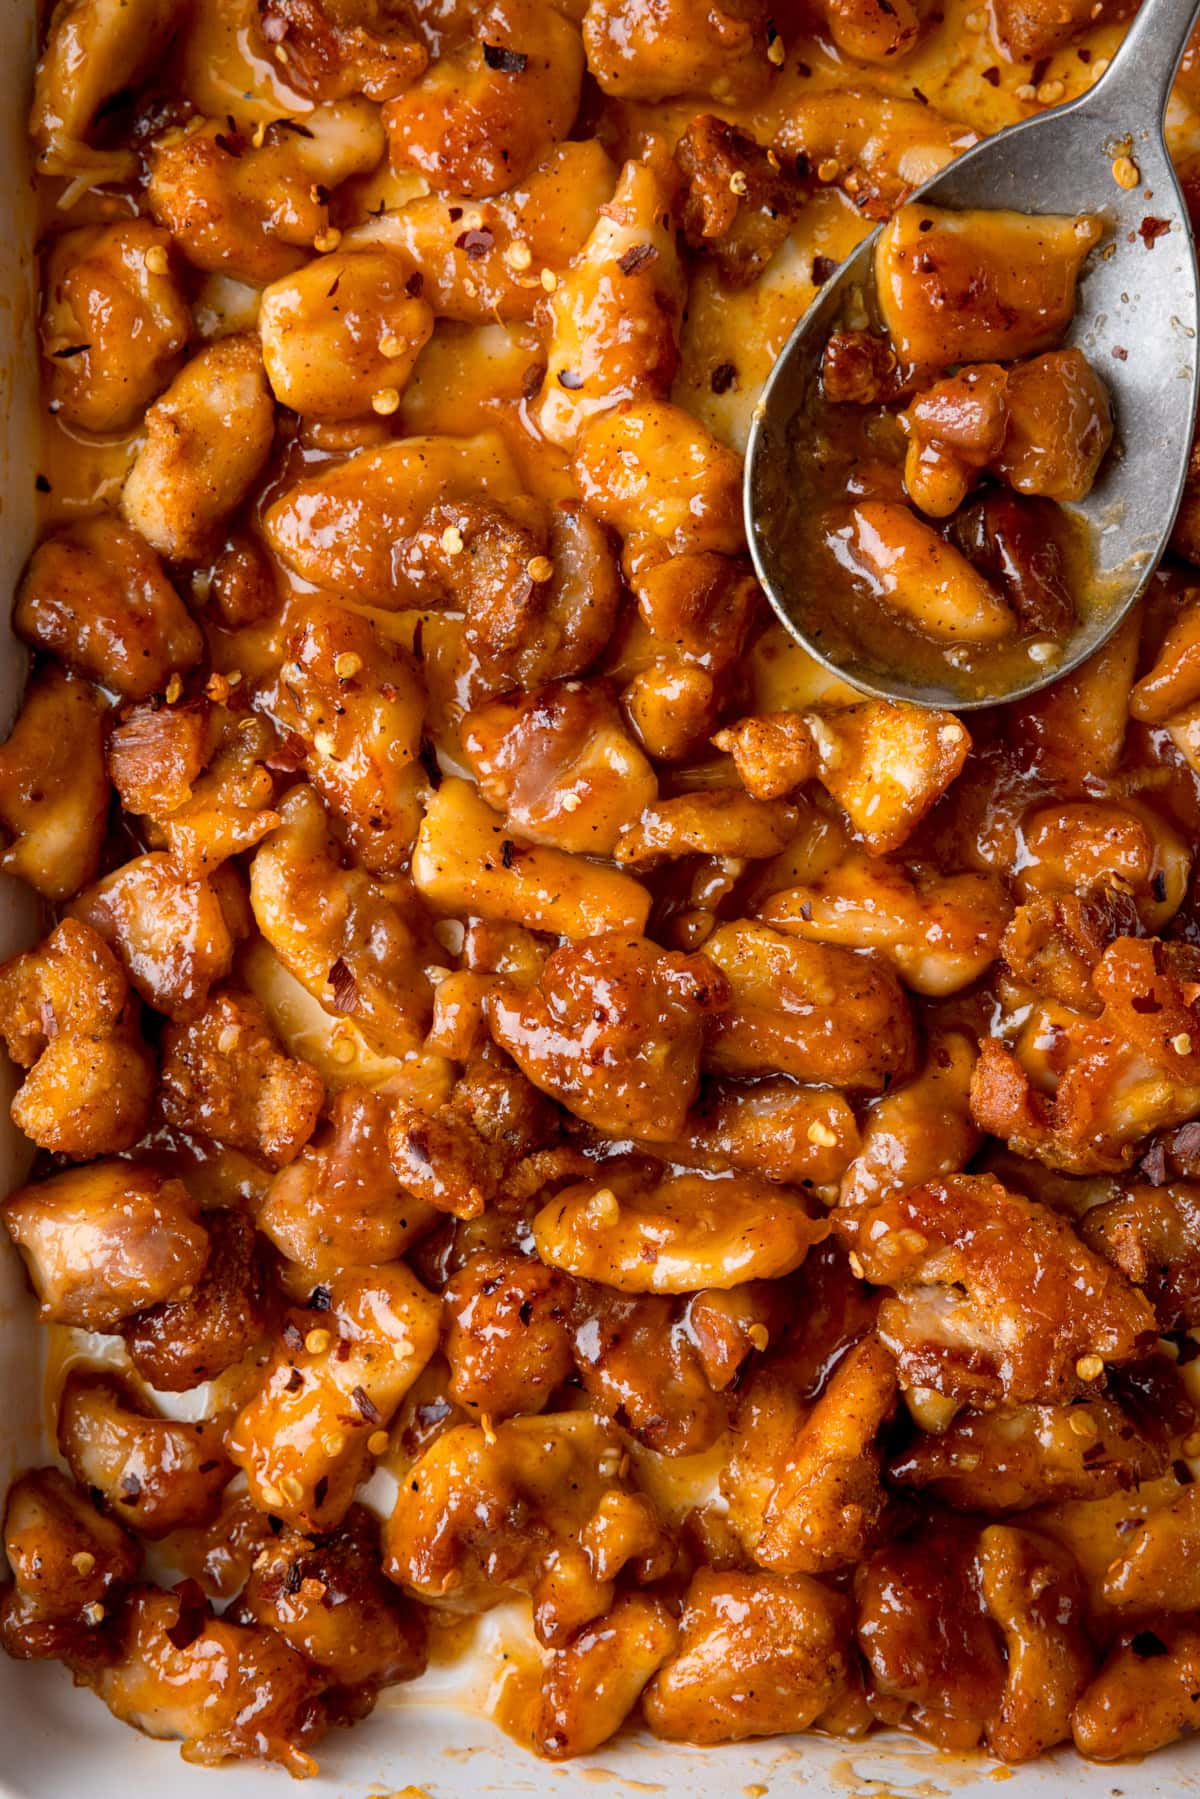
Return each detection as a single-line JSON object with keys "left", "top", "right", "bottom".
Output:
{"left": 0, "top": 9, "right": 1197, "bottom": 1794}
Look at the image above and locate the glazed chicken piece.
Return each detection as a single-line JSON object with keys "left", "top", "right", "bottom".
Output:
{"left": 774, "top": 88, "right": 969, "bottom": 221}
{"left": 1080, "top": 1182, "right": 1200, "bottom": 1328}
{"left": 1072, "top": 1619, "right": 1200, "bottom": 1759}
{"left": 840, "top": 1030, "right": 979, "bottom": 1210}
{"left": 87, "top": 1585, "right": 326, "bottom": 1775}
{"left": 0, "top": 1468, "right": 140, "bottom": 1665}
{"left": 581, "top": 0, "right": 774, "bottom": 103}
{"left": 487, "top": 933, "right": 727, "bottom": 1140}
{"left": 387, "top": 1050, "right": 554, "bottom": 1220}
{"left": 3, "top": 1161, "right": 208, "bottom": 1331}
{"left": 535, "top": 1593, "right": 678, "bottom": 1760}
{"left": 574, "top": 400, "right": 744, "bottom": 557}
{"left": 16, "top": 517, "right": 202, "bottom": 700}
{"left": 0, "top": 918, "right": 153, "bottom": 1159}
{"left": 679, "top": 1076, "right": 861, "bottom": 1189}
{"left": 72, "top": 853, "right": 244, "bottom": 1023}
{"left": 57, "top": 1373, "right": 233, "bottom": 1539}
{"left": 443, "top": 1251, "right": 575, "bottom": 1420}
{"left": 678, "top": 115, "right": 808, "bottom": 289}
{"left": 384, "top": 1411, "right": 672, "bottom": 1644}
{"left": 120, "top": 1209, "right": 268, "bottom": 1392}
{"left": 31, "top": 0, "right": 180, "bottom": 177}
{"left": 259, "top": 248, "right": 433, "bottom": 418}
{"left": 837, "top": 1172, "right": 1155, "bottom": 1405}
{"left": 256, "top": 0, "right": 428, "bottom": 101}
{"left": 159, "top": 989, "right": 323, "bottom": 1169}
{"left": 0, "top": 667, "right": 109, "bottom": 902}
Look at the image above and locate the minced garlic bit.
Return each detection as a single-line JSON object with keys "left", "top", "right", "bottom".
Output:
{"left": 806, "top": 1119, "right": 839, "bottom": 1147}
{"left": 1027, "top": 639, "right": 1057, "bottom": 663}
{"left": 371, "top": 387, "right": 400, "bottom": 416}
{"left": 441, "top": 524, "right": 464, "bottom": 554}
{"left": 1112, "top": 154, "right": 1140, "bottom": 189}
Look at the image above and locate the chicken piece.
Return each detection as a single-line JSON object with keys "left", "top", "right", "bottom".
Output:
{"left": 444, "top": 1251, "right": 574, "bottom": 1419}
{"left": 1080, "top": 1183, "right": 1200, "bottom": 1329}
{"left": 0, "top": 667, "right": 108, "bottom": 902}
{"left": 41, "top": 221, "right": 190, "bottom": 433}
{"left": 153, "top": 711, "right": 284, "bottom": 876}
{"left": 264, "top": 598, "right": 425, "bottom": 876}
{"left": 574, "top": 401, "right": 744, "bottom": 556}
{"left": 702, "top": 919, "right": 916, "bottom": 1091}
{"left": 979, "top": 1524, "right": 1095, "bottom": 1762}
{"left": 838, "top": 1172, "right": 1155, "bottom": 1405}
{"left": 1102, "top": 1484, "right": 1200, "bottom": 1612}
{"left": 106, "top": 699, "right": 215, "bottom": 819}
{"left": 763, "top": 854, "right": 1010, "bottom": 997}
{"left": 569, "top": 1283, "right": 733, "bottom": 1456}
{"left": 239, "top": 1504, "right": 426, "bottom": 1690}
{"left": 1001, "top": 887, "right": 1144, "bottom": 1015}
{"left": 387, "top": 1050, "right": 552, "bottom": 1220}
{"left": 350, "top": 139, "right": 615, "bottom": 324}
{"left": 718, "top": 699, "right": 969, "bottom": 855}
{"left": 121, "top": 1209, "right": 267, "bottom": 1392}
{"left": 677, "top": 114, "right": 806, "bottom": 288}
{"left": 1, "top": 1468, "right": 138, "bottom": 1663}
{"left": 256, "top": 0, "right": 427, "bottom": 100}
{"left": 72, "top": 853, "right": 241, "bottom": 1022}
{"left": 258, "top": 1087, "right": 438, "bottom": 1282}
{"left": 0, "top": 917, "right": 153, "bottom": 1159}
{"left": 259, "top": 248, "right": 433, "bottom": 417}
{"left": 534, "top": 1593, "right": 678, "bottom": 1760}
{"left": 121, "top": 334, "right": 275, "bottom": 562}
{"left": 209, "top": 534, "right": 280, "bottom": 629}
{"left": 462, "top": 681, "right": 657, "bottom": 857}
{"left": 680, "top": 1077, "right": 861, "bottom": 1188}
{"left": 774, "top": 88, "right": 969, "bottom": 222}
{"left": 250, "top": 786, "right": 434, "bottom": 1057}
{"left": 383, "top": 0, "right": 584, "bottom": 197}
{"left": 1132, "top": 589, "right": 1200, "bottom": 724}
{"left": 582, "top": 0, "right": 772, "bottom": 103}
{"left": 160, "top": 990, "right": 324, "bottom": 1170}
{"left": 58, "top": 1373, "right": 232, "bottom": 1539}
{"left": 900, "top": 363, "right": 1010, "bottom": 517}
{"left": 754, "top": 1338, "right": 896, "bottom": 1575}
{"left": 838, "top": 499, "right": 1016, "bottom": 643}
{"left": 1072, "top": 1619, "right": 1200, "bottom": 1759}
{"left": 383, "top": 1412, "right": 672, "bottom": 1644}
{"left": 262, "top": 431, "right": 524, "bottom": 603}
{"left": 87, "top": 1586, "right": 325, "bottom": 1776}
{"left": 16, "top": 517, "right": 203, "bottom": 699}
{"left": 991, "top": 0, "right": 1132, "bottom": 59}
{"left": 614, "top": 791, "right": 798, "bottom": 869}
{"left": 488, "top": 933, "right": 726, "bottom": 1140}
{"left": 816, "top": 0, "right": 921, "bottom": 59}
{"left": 888, "top": 1393, "right": 1169, "bottom": 1511}
{"left": 532, "top": 1164, "right": 827, "bottom": 1294}
{"left": 148, "top": 101, "right": 386, "bottom": 286}
{"left": 3, "top": 1161, "right": 208, "bottom": 1331}
{"left": 971, "top": 937, "right": 1200, "bottom": 1175}
{"left": 229, "top": 1264, "right": 441, "bottom": 1529}
{"left": 993, "top": 349, "right": 1113, "bottom": 500}
{"left": 31, "top": 0, "right": 179, "bottom": 177}
{"left": 644, "top": 1569, "right": 864, "bottom": 1744}
{"left": 534, "top": 158, "right": 683, "bottom": 450}
{"left": 413, "top": 777, "right": 650, "bottom": 939}
{"left": 1011, "top": 605, "right": 1138, "bottom": 791}
{"left": 1015, "top": 800, "right": 1186, "bottom": 931}
{"left": 876, "top": 204, "right": 1104, "bottom": 366}
{"left": 840, "top": 1030, "right": 978, "bottom": 1210}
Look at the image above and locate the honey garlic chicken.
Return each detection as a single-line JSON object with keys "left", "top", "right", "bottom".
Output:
{"left": 6, "top": 0, "right": 1200, "bottom": 1781}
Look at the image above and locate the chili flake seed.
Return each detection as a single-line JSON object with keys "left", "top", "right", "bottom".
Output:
{"left": 379, "top": 334, "right": 407, "bottom": 358}
{"left": 848, "top": 1251, "right": 865, "bottom": 1278}
{"left": 251, "top": 121, "right": 267, "bottom": 148}
{"left": 165, "top": 672, "right": 183, "bottom": 704}
{"left": 728, "top": 170, "right": 749, "bottom": 196}
{"left": 1112, "top": 154, "right": 1140, "bottom": 189}
{"left": 368, "top": 1429, "right": 390, "bottom": 1455}
{"left": 322, "top": 1433, "right": 346, "bottom": 1458}
{"left": 82, "top": 1603, "right": 105, "bottom": 1625}
{"left": 331, "top": 1029, "right": 357, "bottom": 1065}
{"left": 71, "top": 1551, "right": 96, "bottom": 1575}
{"left": 1069, "top": 1410, "right": 1098, "bottom": 1438}
{"left": 816, "top": 158, "right": 840, "bottom": 182}
{"left": 540, "top": 268, "right": 558, "bottom": 292}
{"left": 259, "top": 1482, "right": 285, "bottom": 1509}
{"left": 1174, "top": 1033, "right": 1194, "bottom": 1055}
{"left": 335, "top": 651, "right": 363, "bottom": 679}
{"left": 305, "top": 1327, "right": 331, "bottom": 1354}
{"left": 280, "top": 1475, "right": 305, "bottom": 1506}
{"left": 767, "top": 33, "right": 785, "bottom": 62}
{"left": 1014, "top": 81, "right": 1037, "bottom": 100}
{"left": 371, "top": 387, "right": 400, "bottom": 415}
{"left": 806, "top": 1119, "right": 838, "bottom": 1147}
{"left": 144, "top": 243, "right": 169, "bottom": 275}
{"left": 313, "top": 730, "right": 337, "bottom": 759}
{"left": 748, "top": 1323, "right": 770, "bottom": 1351}
{"left": 1028, "top": 639, "right": 1057, "bottom": 663}
{"left": 526, "top": 555, "right": 554, "bottom": 583}
{"left": 560, "top": 791, "right": 581, "bottom": 812}
{"left": 1036, "top": 77, "right": 1065, "bottom": 103}
{"left": 441, "top": 524, "right": 464, "bottom": 554}
{"left": 505, "top": 239, "right": 532, "bottom": 271}
{"left": 1076, "top": 1354, "right": 1105, "bottom": 1381}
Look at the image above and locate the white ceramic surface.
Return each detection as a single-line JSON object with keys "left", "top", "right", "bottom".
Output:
{"left": 1, "top": 9, "right": 1200, "bottom": 1794}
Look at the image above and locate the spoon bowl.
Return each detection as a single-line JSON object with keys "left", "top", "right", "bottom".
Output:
{"left": 746, "top": 0, "right": 1200, "bottom": 710}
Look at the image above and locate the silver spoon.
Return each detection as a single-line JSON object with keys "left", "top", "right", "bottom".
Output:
{"left": 745, "top": 0, "right": 1200, "bottom": 710}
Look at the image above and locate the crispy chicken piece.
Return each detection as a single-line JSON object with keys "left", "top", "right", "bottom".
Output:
{"left": 1072, "top": 1619, "right": 1200, "bottom": 1760}
{"left": 3, "top": 1161, "right": 208, "bottom": 1331}
{"left": 614, "top": 791, "right": 799, "bottom": 869}
{"left": 0, "top": 918, "right": 153, "bottom": 1158}
{"left": 16, "top": 517, "right": 202, "bottom": 699}
{"left": 160, "top": 989, "right": 324, "bottom": 1169}
{"left": 1080, "top": 1182, "right": 1200, "bottom": 1328}
{"left": 837, "top": 1172, "right": 1155, "bottom": 1405}
{"left": 388, "top": 1051, "right": 553, "bottom": 1220}
{"left": 31, "top": 0, "right": 180, "bottom": 178}
{"left": 679, "top": 1077, "right": 861, "bottom": 1188}
{"left": 58, "top": 1373, "right": 233, "bottom": 1539}
{"left": 0, "top": 667, "right": 109, "bottom": 902}
{"left": 259, "top": 248, "right": 433, "bottom": 418}
{"left": 0, "top": 1468, "right": 140, "bottom": 1665}
{"left": 582, "top": 0, "right": 773, "bottom": 103}
{"left": 121, "top": 1209, "right": 268, "bottom": 1392}
{"left": 1001, "top": 888, "right": 1144, "bottom": 1014}
{"left": 488, "top": 933, "right": 727, "bottom": 1141}
{"left": 840, "top": 1030, "right": 978, "bottom": 1210}
{"left": 574, "top": 400, "right": 744, "bottom": 557}
{"left": 678, "top": 115, "right": 807, "bottom": 288}
{"left": 569, "top": 1282, "right": 737, "bottom": 1456}
{"left": 444, "top": 1251, "right": 574, "bottom": 1419}
{"left": 72, "top": 852, "right": 242, "bottom": 1022}
{"left": 256, "top": 0, "right": 427, "bottom": 101}
{"left": 644, "top": 1569, "right": 866, "bottom": 1744}
{"left": 535, "top": 1594, "right": 678, "bottom": 1760}
{"left": 1101, "top": 1483, "right": 1200, "bottom": 1612}
{"left": 383, "top": 1412, "right": 672, "bottom": 1644}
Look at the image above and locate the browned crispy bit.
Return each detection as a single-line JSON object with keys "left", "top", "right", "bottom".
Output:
{"left": 160, "top": 989, "right": 324, "bottom": 1169}
{"left": 121, "top": 1209, "right": 268, "bottom": 1392}
{"left": 257, "top": 0, "right": 428, "bottom": 101}
{"left": 677, "top": 115, "right": 806, "bottom": 288}
{"left": 388, "top": 1051, "right": 555, "bottom": 1220}
{"left": 444, "top": 1251, "right": 575, "bottom": 1419}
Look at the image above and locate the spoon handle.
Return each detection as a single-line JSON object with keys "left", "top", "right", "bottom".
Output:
{"left": 1086, "top": 0, "right": 1200, "bottom": 125}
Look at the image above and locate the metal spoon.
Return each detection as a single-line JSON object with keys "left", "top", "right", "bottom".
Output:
{"left": 745, "top": 0, "right": 1200, "bottom": 709}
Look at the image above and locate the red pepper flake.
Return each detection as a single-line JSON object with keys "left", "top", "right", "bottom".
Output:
{"left": 314, "top": 1474, "right": 329, "bottom": 1509}
{"left": 1138, "top": 215, "right": 1172, "bottom": 247}
{"left": 811, "top": 255, "right": 837, "bottom": 284}
{"left": 328, "top": 956, "right": 359, "bottom": 1014}
{"left": 617, "top": 242, "right": 659, "bottom": 276}
{"left": 165, "top": 1579, "right": 208, "bottom": 1652}
{"left": 1111, "top": 344, "right": 1129, "bottom": 360}
{"left": 1030, "top": 54, "right": 1051, "bottom": 85}
{"left": 710, "top": 361, "right": 738, "bottom": 394}
{"left": 51, "top": 343, "right": 90, "bottom": 359}
{"left": 981, "top": 65, "right": 1000, "bottom": 85}
{"left": 456, "top": 227, "right": 494, "bottom": 259}
{"left": 309, "top": 1284, "right": 332, "bottom": 1311}
{"left": 482, "top": 42, "right": 528, "bottom": 72}
{"left": 35, "top": 474, "right": 50, "bottom": 493}
{"left": 282, "top": 1320, "right": 305, "bottom": 1352}
{"left": 214, "top": 131, "right": 244, "bottom": 158}
{"left": 1131, "top": 1630, "right": 1170, "bottom": 1659}
{"left": 405, "top": 270, "right": 424, "bottom": 297}
{"left": 521, "top": 360, "right": 547, "bottom": 399}
{"left": 351, "top": 1385, "right": 382, "bottom": 1424}
{"left": 911, "top": 84, "right": 929, "bottom": 103}
{"left": 500, "top": 838, "right": 515, "bottom": 868}
{"left": 285, "top": 1368, "right": 304, "bottom": 1392}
